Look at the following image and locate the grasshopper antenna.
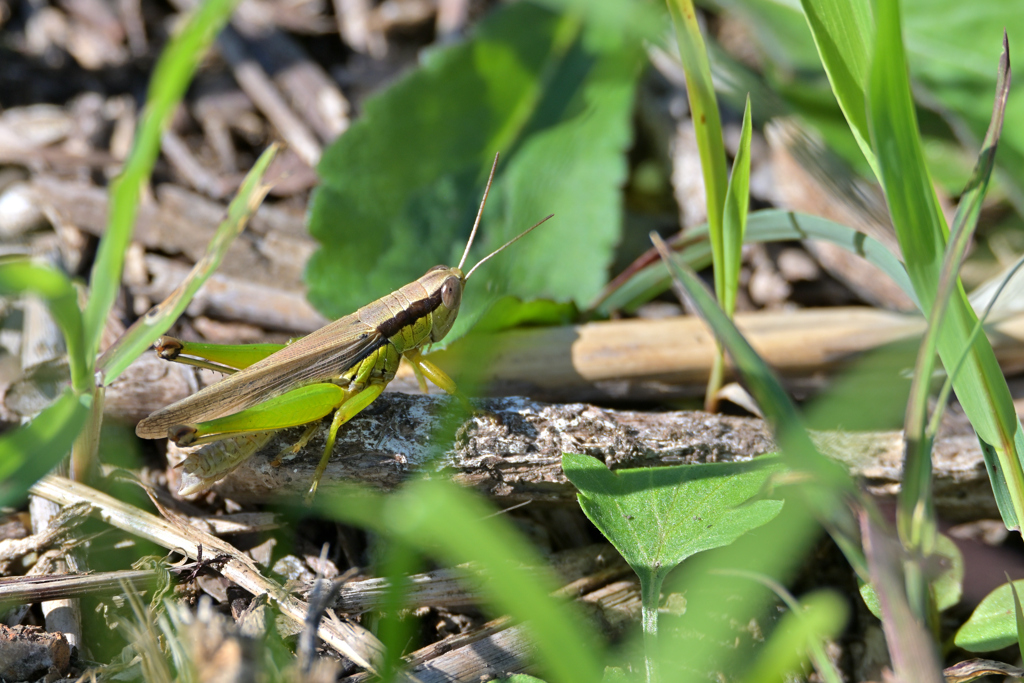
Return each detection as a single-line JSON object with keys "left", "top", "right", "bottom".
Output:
{"left": 459, "top": 152, "right": 500, "bottom": 270}
{"left": 465, "top": 213, "right": 554, "bottom": 281}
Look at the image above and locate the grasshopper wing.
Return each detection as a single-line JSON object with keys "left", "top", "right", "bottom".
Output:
{"left": 136, "top": 314, "right": 383, "bottom": 438}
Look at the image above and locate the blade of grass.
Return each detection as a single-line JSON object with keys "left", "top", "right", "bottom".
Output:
{"left": 650, "top": 232, "right": 859, "bottom": 554}
{"left": 706, "top": 96, "right": 753, "bottom": 409}
{"left": 664, "top": 0, "right": 734, "bottom": 408}
{"left": 930, "top": 253, "right": 1024, "bottom": 442}
{"left": 81, "top": 0, "right": 243, "bottom": 360}
{"left": 0, "top": 260, "right": 88, "bottom": 394}
{"left": 858, "top": 506, "right": 944, "bottom": 682}
{"left": 1007, "top": 572, "right": 1024, "bottom": 656}
{"left": 665, "top": 0, "right": 728, "bottom": 284}
{"left": 0, "top": 390, "right": 91, "bottom": 507}
{"left": 737, "top": 589, "right": 847, "bottom": 683}
{"left": 899, "top": 35, "right": 1010, "bottom": 554}
{"left": 721, "top": 97, "right": 753, "bottom": 318}
{"left": 316, "top": 480, "right": 602, "bottom": 683}
{"left": 96, "top": 143, "right": 280, "bottom": 384}
{"left": 868, "top": 2, "right": 1024, "bottom": 530}
{"left": 717, "top": 570, "right": 844, "bottom": 683}
{"left": 593, "top": 209, "right": 914, "bottom": 315}
{"left": 798, "top": 0, "right": 878, "bottom": 179}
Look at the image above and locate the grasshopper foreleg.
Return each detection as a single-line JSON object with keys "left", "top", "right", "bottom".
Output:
{"left": 404, "top": 348, "right": 475, "bottom": 415}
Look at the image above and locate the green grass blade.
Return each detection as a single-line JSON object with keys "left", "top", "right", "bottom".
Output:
{"left": 96, "top": 144, "right": 279, "bottom": 384}
{"left": 899, "top": 36, "right": 1010, "bottom": 551}
{"left": 798, "top": 0, "right": 878, "bottom": 179}
{"left": 722, "top": 96, "right": 753, "bottom": 317}
{"left": 932, "top": 254, "right": 1024, "bottom": 441}
{"left": 716, "top": 571, "right": 844, "bottom": 683}
{"left": 82, "top": 0, "right": 242, "bottom": 361}
{"left": 650, "top": 233, "right": 854, "bottom": 501}
{"left": 317, "top": 480, "right": 602, "bottom": 683}
{"left": 738, "top": 590, "right": 848, "bottom": 683}
{"left": 868, "top": 0, "right": 1024, "bottom": 530}
{"left": 665, "top": 0, "right": 728, "bottom": 301}
{"left": 0, "top": 389, "right": 90, "bottom": 507}
{"left": 859, "top": 508, "right": 944, "bottom": 681}
{"left": 0, "top": 260, "right": 88, "bottom": 394}
{"left": 594, "top": 209, "right": 914, "bottom": 315}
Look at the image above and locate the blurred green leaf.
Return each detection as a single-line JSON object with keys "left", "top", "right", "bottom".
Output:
{"left": 738, "top": 590, "right": 848, "bottom": 683}
{"left": 473, "top": 296, "right": 578, "bottom": 333}
{"left": 0, "top": 260, "right": 88, "bottom": 393}
{"left": 956, "top": 579, "right": 1024, "bottom": 652}
{"left": 858, "top": 532, "right": 963, "bottom": 617}
{"left": 0, "top": 390, "right": 90, "bottom": 507}
{"left": 904, "top": 0, "right": 1024, "bottom": 211}
{"left": 308, "top": 2, "right": 640, "bottom": 341}
{"left": 317, "top": 479, "right": 602, "bottom": 683}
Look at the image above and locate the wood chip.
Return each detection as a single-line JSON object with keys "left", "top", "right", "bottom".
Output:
{"left": 0, "top": 624, "right": 71, "bottom": 681}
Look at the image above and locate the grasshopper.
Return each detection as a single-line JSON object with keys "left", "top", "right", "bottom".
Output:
{"left": 136, "top": 155, "right": 551, "bottom": 500}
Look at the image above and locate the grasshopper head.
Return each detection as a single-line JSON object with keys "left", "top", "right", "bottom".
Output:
{"left": 426, "top": 265, "right": 465, "bottom": 342}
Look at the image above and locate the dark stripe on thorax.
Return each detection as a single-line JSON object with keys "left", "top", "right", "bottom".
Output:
{"left": 375, "top": 289, "right": 443, "bottom": 339}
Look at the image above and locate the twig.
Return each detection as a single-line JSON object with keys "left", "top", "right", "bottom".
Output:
{"left": 29, "top": 475, "right": 387, "bottom": 674}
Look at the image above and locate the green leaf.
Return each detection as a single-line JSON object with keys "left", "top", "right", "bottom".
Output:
{"left": 798, "top": 0, "right": 878, "bottom": 178}
{"left": 0, "top": 260, "right": 88, "bottom": 394}
{"left": 1009, "top": 574, "right": 1024, "bottom": 655}
{"left": 83, "top": 0, "right": 242, "bottom": 360}
{"left": 956, "top": 579, "right": 1024, "bottom": 652}
{"left": 868, "top": 0, "right": 1024, "bottom": 531}
{"left": 307, "top": 2, "right": 640, "bottom": 341}
{"left": 317, "top": 479, "right": 602, "bottom": 683}
{"left": 650, "top": 233, "right": 863, "bottom": 575}
{"left": 0, "top": 390, "right": 90, "bottom": 507}
{"left": 858, "top": 532, "right": 963, "bottom": 617}
{"left": 563, "top": 452, "right": 784, "bottom": 682}
{"left": 563, "top": 453, "right": 784, "bottom": 585}
{"left": 96, "top": 144, "right": 279, "bottom": 384}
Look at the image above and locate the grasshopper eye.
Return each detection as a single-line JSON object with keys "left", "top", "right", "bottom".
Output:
{"left": 441, "top": 276, "right": 462, "bottom": 309}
